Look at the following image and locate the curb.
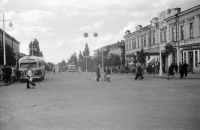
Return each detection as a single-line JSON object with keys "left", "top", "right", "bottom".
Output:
{"left": 144, "top": 75, "right": 200, "bottom": 79}
{"left": 0, "top": 79, "right": 18, "bottom": 86}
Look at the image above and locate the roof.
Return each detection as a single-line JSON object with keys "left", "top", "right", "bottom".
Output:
{"left": 19, "top": 56, "right": 45, "bottom": 62}
{"left": 0, "top": 28, "right": 20, "bottom": 44}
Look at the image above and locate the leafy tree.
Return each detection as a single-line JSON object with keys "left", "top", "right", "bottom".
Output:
{"left": 29, "top": 39, "right": 43, "bottom": 57}
{"left": 83, "top": 43, "right": 90, "bottom": 56}
{"left": 164, "top": 44, "right": 175, "bottom": 58}
{"left": 136, "top": 48, "right": 148, "bottom": 65}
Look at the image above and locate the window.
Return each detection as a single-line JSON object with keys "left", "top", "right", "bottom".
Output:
{"left": 125, "top": 42, "right": 128, "bottom": 50}
{"left": 144, "top": 37, "right": 146, "bottom": 46}
{"left": 172, "top": 53, "right": 176, "bottom": 64}
{"left": 164, "top": 31, "right": 166, "bottom": 41}
{"left": 172, "top": 28, "right": 175, "bottom": 41}
{"left": 132, "top": 40, "right": 134, "bottom": 49}
{"left": 181, "top": 25, "right": 184, "bottom": 40}
{"left": 148, "top": 35, "right": 151, "bottom": 45}
{"left": 199, "top": 17, "right": 200, "bottom": 35}
{"left": 160, "top": 32, "right": 163, "bottom": 43}
{"left": 153, "top": 34, "right": 155, "bottom": 44}
{"left": 138, "top": 39, "right": 139, "bottom": 48}
{"left": 129, "top": 40, "right": 131, "bottom": 50}
{"left": 141, "top": 38, "right": 143, "bottom": 47}
{"left": 190, "top": 22, "right": 193, "bottom": 38}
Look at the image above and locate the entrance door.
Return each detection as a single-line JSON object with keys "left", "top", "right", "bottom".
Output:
{"left": 188, "top": 52, "right": 193, "bottom": 72}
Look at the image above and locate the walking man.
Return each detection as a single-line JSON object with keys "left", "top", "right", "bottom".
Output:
{"left": 135, "top": 63, "right": 144, "bottom": 80}
{"left": 96, "top": 64, "right": 101, "bottom": 82}
{"left": 183, "top": 61, "right": 189, "bottom": 76}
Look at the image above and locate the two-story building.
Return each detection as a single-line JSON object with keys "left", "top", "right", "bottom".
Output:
{"left": 124, "top": 5, "right": 200, "bottom": 73}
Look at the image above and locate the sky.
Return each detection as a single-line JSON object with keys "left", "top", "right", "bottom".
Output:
{"left": 0, "top": 0, "right": 199, "bottom": 64}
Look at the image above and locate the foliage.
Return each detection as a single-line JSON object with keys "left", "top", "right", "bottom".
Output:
{"left": 83, "top": 43, "right": 90, "bottom": 56}
{"left": 29, "top": 39, "right": 43, "bottom": 57}
{"left": 164, "top": 44, "right": 175, "bottom": 58}
{"left": 136, "top": 48, "right": 148, "bottom": 65}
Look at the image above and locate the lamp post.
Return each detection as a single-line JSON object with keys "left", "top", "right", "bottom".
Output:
{"left": 1, "top": 13, "right": 13, "bottom": 65}
{"left": 83, "top": 32, "right": 98, "bottom": 72}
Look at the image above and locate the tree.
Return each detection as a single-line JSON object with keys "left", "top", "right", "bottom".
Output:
{"left": 29, "top": 39, "right": 43, "bottom": 57}
{"left": 164, "top": 44, "right": 175, "bottom": 58}
{"left": 83, "top": 43, "right": 90, "bottom": 56}
{"left": 136, "top": 48, "right": 148, "bottom": 65}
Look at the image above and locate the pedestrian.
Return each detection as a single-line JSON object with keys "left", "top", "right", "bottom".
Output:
{"left": 174, "top": 63, "right": 178, "bottom": 74}
{"left": 167, "top": 63, "right": 175, "bottom": 79}
{"left": 179, "top": 62, "right": 184, "bottom": 78}
{"left": 96, "top": 64, "right": 101, "bottom": 82}
{"left": 183, "top": 61, "right": 189, "bottom": 76}
{"left": 53, "top": 68, "right": 55, "bottom": 74}
{"left": 0, "top": 64, "right": 3, "bottom": 80}
{"left": 2, "top": 65, "right": 7, "bottom": 83}
{"left": 27, "top": 67, "right": 35, "bottom": 89}
{"left": 104, "top": 66, "right": 111, "bottom": 82}
{"left": 78, "top": 66, "right": 82, "bottom": 75}
{"left": 162, "top": 64, "right": 165, "bottom": 73}
{"left": 152, "top": 64, "right": 155, "bottom": 74}
{"left": 6, "top": 65, "right": 12, "bottom": 83}
{"left": 135, "top": 63, "right": 144, "bottom": 80}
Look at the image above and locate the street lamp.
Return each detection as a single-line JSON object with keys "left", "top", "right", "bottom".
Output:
{"left": 1, "top": 13, "right": 13, "bottom": 65}
{"left": 83, "top": 32, "right": 98, "bottom": 72}
{"left": 151, "top": 19, "right": 163, "bottom": 76}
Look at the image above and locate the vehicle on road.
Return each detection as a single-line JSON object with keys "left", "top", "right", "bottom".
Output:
{"left": 18, "top": 56, "right": 46, "bottom": 82}
{"left": 68, "top": 65, "right": 76, "bottom": 72}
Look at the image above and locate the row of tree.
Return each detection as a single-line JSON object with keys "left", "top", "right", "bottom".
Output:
{"left": 57, "top": 43, "right": 175, "bottom": 72}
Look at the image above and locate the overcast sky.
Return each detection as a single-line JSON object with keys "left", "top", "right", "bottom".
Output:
{"left": 0, "top": 0, "right": 199, "bottom": 64}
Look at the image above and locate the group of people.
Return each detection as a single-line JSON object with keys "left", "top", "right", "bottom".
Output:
{"left": 146, "top": 63, "right": 160, "bottom": 74}
{"left": 168, "top": 61, "right": 189, "bottom": 78}
{"left": 95, "top": 64, "right": 112, "bottom": 82}
{"left": 0, "top": 65, "right": 17, "bottom": 83}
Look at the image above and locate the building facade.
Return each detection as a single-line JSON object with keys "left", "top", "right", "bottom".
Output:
{"left": 124, "top": 5, "right": 200, "bottom": 73}
{"left": 0, "top": 29, "right": 20, "bottom": 54}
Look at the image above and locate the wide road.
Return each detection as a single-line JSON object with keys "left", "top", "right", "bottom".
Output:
{"left": 0, "top": 72, "right": 200, "bottom": 130}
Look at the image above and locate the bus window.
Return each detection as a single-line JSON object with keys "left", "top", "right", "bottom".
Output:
{"left": 20, "top": 62, "right": 37, "bottom": 68}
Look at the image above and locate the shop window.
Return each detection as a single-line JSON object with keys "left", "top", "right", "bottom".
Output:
{"left": 195, "top": 51, "right": 198, "bottom": 67}
{"left": 184, "top": 52, "right": 186, "bottom": 62}
{"left": 190, "top": 22, "right": 193, "bottom": 38}
{"left": 172, "top": 53, "right": 176, "bottom": 64}
{"left": 181, "top": 25, "right": 184, "bottom": 40}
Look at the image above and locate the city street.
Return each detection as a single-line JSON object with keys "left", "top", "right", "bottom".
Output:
{"left": 0, "top": 72, "right": 200, "bottom": 130}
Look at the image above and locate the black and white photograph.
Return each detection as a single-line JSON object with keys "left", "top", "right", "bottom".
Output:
{"left": 0, "top": 0, "right": 200, "bottom": 129}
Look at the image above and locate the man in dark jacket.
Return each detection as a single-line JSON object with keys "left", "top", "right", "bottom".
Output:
{"left": 183, "top": 61, "right": 189, "bottom": 76}
{"left": 135, "top": 63, "right": 144, "bottom": 80}
{"left": 96, "top": 64, "right": 101, "bottom": 82}
{"left": 2, "top": 65, "right": 7, "bottom": 83}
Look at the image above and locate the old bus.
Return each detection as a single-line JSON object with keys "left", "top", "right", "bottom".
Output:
{"left": 18, "top": 56, "right": 46, "bottom": 82}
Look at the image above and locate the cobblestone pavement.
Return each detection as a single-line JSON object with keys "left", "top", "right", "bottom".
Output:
{"left": 0, "top": 72, "right": 200, "bottom": 130}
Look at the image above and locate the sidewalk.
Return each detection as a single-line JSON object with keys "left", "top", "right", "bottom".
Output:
{"left": 144, "top": 72, "right": 200, "bottom": 79}
{"left": 0, "top": 79, "right": 17, "bottom": 86}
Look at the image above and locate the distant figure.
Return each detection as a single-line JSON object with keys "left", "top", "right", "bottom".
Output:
{"left": 6, "top": 65, "right": 12, "bottom": 83}
{"left": 96, "top": 64, "right": 101, "bottom": 82}
{"left": 135, "top": 63, "right": 144, "bottom": 80}
{"left": 78, "top": 67, "right": 82, "bottom": 75}
{"left": 168, "top": 63, "right": 175, "bottom": 79}
{"left": 162, "top": 64, "right": 165, "bottom": 73}
{"left": 179, "top": 62, "right": 184, "bottom": 78}
{"left": 53, "top": 68, "right": 55, "bottom": 74}
{"left": 183, "top": 61, "right": 189, "bottom": 76}
{"left": 174, "top": 63, "right": 178, "bottom": 74}
{"left": 27, "top": 67, "right": 35, "bottom": 89}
